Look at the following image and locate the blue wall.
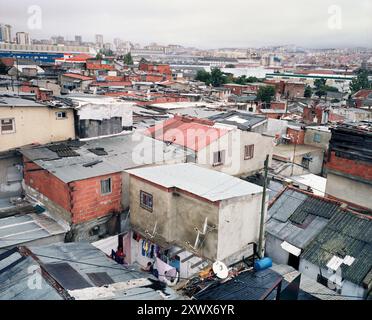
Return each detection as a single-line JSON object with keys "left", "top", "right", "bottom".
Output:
{"left": 0, "top": 51, "right": 64, "bottom": 63}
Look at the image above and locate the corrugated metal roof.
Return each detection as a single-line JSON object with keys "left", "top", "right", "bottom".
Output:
{"left": 0, "top": 213, "right": 67, "bottom": 249}
{"left": 0, "top": 250, "right": 63, "bottom": 300}
{"left": 21, "top": 133, "right": 187, "bottom": 183}
{"left": 266, "top": 188, "right": 343, "bottom": 250}
{"left": 193, "top": 268, "right": 282, "bottom": 300}
{"left": 0, "top": 242, "right": 180, "bottom": 300}
{"left": 301, "top": 210, "right": 372, "bottom": 286}
{"left": 209, "top": 111, "right": 267, "bottom": 131}
{"left": 127, "top": 163, "right": 263, "bottom": 202}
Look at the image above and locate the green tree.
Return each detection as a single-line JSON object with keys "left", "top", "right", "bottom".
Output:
{"left": 210, "top": 68, "right": 226, "bottom": 87}
{"left": 315, "top": 89, "right": 327, "bottom": 99}
{"left": 314, "top": 78, "right": 327, "bottom": 90}
{"left": 195, "top": 70, "right": 211, "bottom": 85}
{"left": 233, "top": 75, "right": 247, "bottom": 85}
{"left": 246, "top": 76, "right": 260, "bottom": 83}
{"left": 123, "top": 52, "right": 133, "bottom": 65}
{"left": 304, "top": 85, "right": 312, "bottom": 98}
{"left": 350, "top": 68, "right": 371, "bottom": 93}
{"left": 0, "top": 60, "right": 7, "bottom": 74}
{"left": 95, "top": 52, "right": 103, "bottom": 60}
{"left": 256, "top": 86, "right": 276, "bottom": 104}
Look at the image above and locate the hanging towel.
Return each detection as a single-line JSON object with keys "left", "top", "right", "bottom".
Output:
{"left": 156, "top": 257, "right": 177, "bottom": 283}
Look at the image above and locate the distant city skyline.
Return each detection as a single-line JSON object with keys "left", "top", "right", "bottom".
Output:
{"left": 1, "top": 0, "right": 372, "bottom": 49}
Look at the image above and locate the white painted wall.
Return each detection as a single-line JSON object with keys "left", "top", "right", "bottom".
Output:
{"left": 217, "top": 192, "right": 265, "bottom": 262}
{"left": 196, "top": 129, "right": 273, "bottom": 176}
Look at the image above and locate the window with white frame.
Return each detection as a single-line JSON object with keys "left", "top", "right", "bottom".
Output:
{"left": 244, "top": 144, "right": 254, "bottom": 160}
{"left": 100, "top": 177, "right": 112, "bottom": 195}
{"left": 140, "top": 191, "right": 153, "bottom": 212}
{"left": 0, "top": 118, "right": 15, "bottom": 134}
{"left": 213, "top": 150, "right": 225, "bottom": 166}
{"left": 56, "top": 111, "right": 67, "bottom": 119}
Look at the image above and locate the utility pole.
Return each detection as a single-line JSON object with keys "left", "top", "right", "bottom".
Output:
{"left": 290, "top": 136, "right": 297, "bottom": 176}
{"left": 258, "top": 154, "right": 269, "bottom": 259}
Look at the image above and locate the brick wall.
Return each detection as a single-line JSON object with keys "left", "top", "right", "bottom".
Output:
{"left": 287, "top": 127, "right": 305, "bottom": 144}
{"left": 326, "top": 151, "right": 372, "bottom": 181}
{"left": 23, "top": 157, "right": 122, "bottom": 224}
{"left": 24, "top": 157, "right": 71, "bottom": 212}
{"left": 69, "top": 173, "right": 122, "bottom": 224}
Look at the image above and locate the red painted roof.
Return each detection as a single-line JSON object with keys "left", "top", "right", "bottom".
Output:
{"left": 353, "top": 89, "right": 372, "bottom": 99}
{"left": 146, "top": 115, "right": 229, "bottom": 152}
{"left": 62, "top": 73, "right": 93, "bottom": 81}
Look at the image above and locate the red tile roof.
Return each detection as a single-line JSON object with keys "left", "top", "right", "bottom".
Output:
{"left": 62, "top": 73, "right": 94, "bottom": 81}
{"left": 146, "top": 115, "right": 229, "bottom": 152}
{"left": 86, "top": 63, "right": 115, "bottom": 70}
{"left": 353, "top": 89, "right": 372, "bottom": 99}
{"left": 91, "top": 81, "right": 132, "bottom": 87}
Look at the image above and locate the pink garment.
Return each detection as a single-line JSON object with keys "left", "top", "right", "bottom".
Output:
{"left": 156, "top": 257, "right": 177, "bottom": 282}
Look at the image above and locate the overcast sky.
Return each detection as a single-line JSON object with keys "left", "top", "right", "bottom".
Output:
{"left": 1, "top": 0, "right": 372, "bottom": 48}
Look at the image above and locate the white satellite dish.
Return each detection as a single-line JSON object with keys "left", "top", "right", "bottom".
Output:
{"left": 212, "top": 261, "right": 229, "bottom": 279}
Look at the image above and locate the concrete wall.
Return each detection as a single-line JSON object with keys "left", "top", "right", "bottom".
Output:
{"left": 304, "top": 129, "right": 331, "bottom": 150}
{"left": 196, "top": 130, "right": 273, "bottom": 177}
{"left": 297, "top": 149, "right": 324, "bottom": 175}
{"left": 265, "top": 118, "right": 288, "bottom": 137}
{"left": 129, "top": 174, "right": 264, "bottom": 263}
{"left": 0, "top": 106, "right": 75, "bottom": 151}
{"left": 299, "top": 259, "right": 367, "bottom": 300}
{"left": 77, "top": 118, "right": 123, "bottom": 138}
{"left": 0, "top": 153, "right": 22, "bottom": 199}
{"left": 325, "top": 173, "right": 372, "bottom": 210}
{"left": 217, "top": 193, "right": 264, "bottom": 262}
{"left": 129, "top": 176, "right": 174, "bottom": 241}
{"left": 265, "top": 233, "right": 290, "bottom": 265}
{"left": 129, "top": 175, "right": 220, "bottom": 261}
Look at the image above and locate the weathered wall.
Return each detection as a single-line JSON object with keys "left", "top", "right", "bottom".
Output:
{"left": 129, "top": 175, "right": 220, "bottom": 261}
{"left": 24, "top": 158, "right": 72, "bottom": 213}
{"left": 0, "top": 107, "right": 75, "bottom": 151}
{"left": 69, "top": 173, "right": 122, "bottom": 224}
{"left": 129, "top": 175, "right": 173, "bottom": 241}
{"left": 325, "top": 173, "right": 372, "bottom": 210}
{"left": 172, "top": 190, "right": 219, "bottom": 261}
{"left": 217, "top": 193, "right": 264, "bottom": 262}
{"left": 304, "top": 129, "right": 331, "bottom": 150}
{"left": 77, "top": 118, "right": 123, "bottom": 138}
{"left": 196, "top": 130, "right": 273, "bottom": 177}
{"left": 24, "top": 158, "right": 123, "bottom": 224}
{"left": 265, "top": 233, "right": 290, "bottom": 265}
{"left": 0, "top": 153, "right": 22, "bottom": 199}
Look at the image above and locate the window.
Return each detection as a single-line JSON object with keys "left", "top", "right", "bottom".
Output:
{"left": 100, "top": 178, "right": 112, "bottom": 195}
{"left": 244, "top": 144, "right": 254, "bottom": 160}
{"left": 140, "top": 191, "right": 153, "bottom": 212}
{"left": 56, "top": 111, "right": 67, "bottom": 119}
{"left": 301, "top": 156, "right": 311, "bottom": 169}
{"left": 213, "top": 150, "right": 225, "bottom": 166}
{"left": 1, "top": 118, "right": 15, "bottom": 134}
{"left": 313, "top": 133, "right": 321, "bottom": 143}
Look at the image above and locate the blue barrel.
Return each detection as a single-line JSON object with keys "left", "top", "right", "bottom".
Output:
{"left": 254, "top": 257, "right": 273, "bottom": 271}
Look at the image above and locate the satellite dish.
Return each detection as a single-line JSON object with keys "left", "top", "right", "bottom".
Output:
{"left": 212, "top": 261, "right": 229, "bottom": 279}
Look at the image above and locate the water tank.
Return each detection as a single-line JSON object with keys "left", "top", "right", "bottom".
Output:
{"left": 254, "top": 257, "right": 273, "bottom": 271}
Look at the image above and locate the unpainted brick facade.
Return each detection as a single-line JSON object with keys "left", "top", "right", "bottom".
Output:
{"left": 23, "top": 157, "right": 122, "bottom": 224}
